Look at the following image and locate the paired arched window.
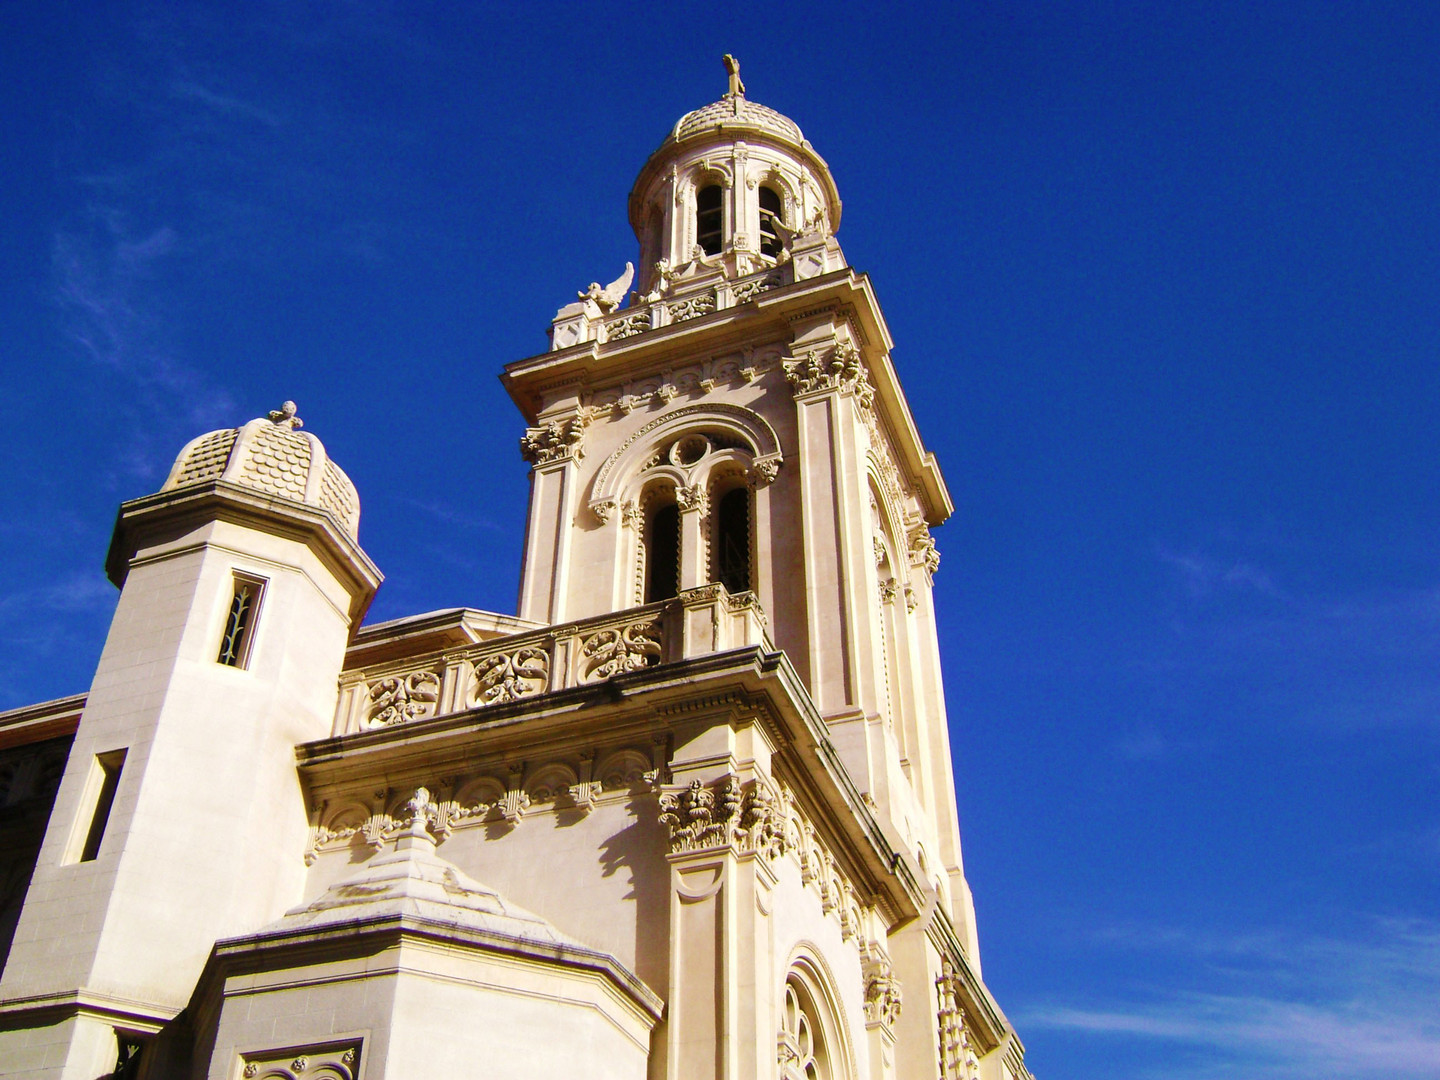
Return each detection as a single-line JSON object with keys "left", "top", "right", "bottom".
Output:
{"left": 645, "top": 499, "right": 681, "bottom": 603}
{"left": 713, "top": 486, "right": 751, "bottom": 594}
{"left": 759, "top": 185, "right": 784, "bottom": 257}
{"left": 696, "top": 185, "right": 724, "bottom": 256}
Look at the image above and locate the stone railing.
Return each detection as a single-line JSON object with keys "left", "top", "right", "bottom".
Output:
{"left": 333, "top": 585, "right": 770, "bottom": 736}
{"left": 550, "top": 266, "right": 787, "bottom": 351}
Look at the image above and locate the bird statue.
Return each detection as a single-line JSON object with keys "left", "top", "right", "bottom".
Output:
{"left": 578, "top": 261, "right": 634, "bottom": 314}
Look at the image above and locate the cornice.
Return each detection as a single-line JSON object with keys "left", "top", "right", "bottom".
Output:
{"left": 105, "top": 480, "right": 383, "bottom": 625}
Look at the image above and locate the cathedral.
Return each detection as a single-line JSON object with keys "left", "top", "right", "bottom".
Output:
{"left": 0, "top": 61, "right": 1033, "bottom": 1080}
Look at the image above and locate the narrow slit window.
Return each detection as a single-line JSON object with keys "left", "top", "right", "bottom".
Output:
{"left": 758, "top": 186, "right": 783, "bottom": 257}
{"left": 646, "top": 502, "right": 681, "bottom": 603}
{"left": 76, "top": 749, "right": 126, "bottom": 863}
{"left": 696, "top": 184, "right": 723, "bottom": 256}
{"left": 217, "top": 574, "right": 265, "bottom": 668}
{"left": 715, "top": 487, "right": 751, "bottom": 594}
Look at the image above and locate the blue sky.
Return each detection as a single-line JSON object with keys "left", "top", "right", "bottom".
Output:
{"left": 2, "top": 4, "right": 1437, "bottom": 1078}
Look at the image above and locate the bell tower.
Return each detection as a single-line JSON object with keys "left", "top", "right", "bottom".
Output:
{"left": 504, "top": 59, "right": 981, "bottom": 963}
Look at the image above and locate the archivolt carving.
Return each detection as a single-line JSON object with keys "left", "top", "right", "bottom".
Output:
{"left": 589, "top": 402, "right": 782, "bottom": 508}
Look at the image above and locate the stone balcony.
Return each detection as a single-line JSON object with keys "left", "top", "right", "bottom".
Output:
{"left": 333, "top": 585, "right": 771, "bottom": 736}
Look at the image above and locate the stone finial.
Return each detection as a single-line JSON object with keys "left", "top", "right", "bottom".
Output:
{"left": 267, "top": 400, "right": 303, "bottom": 429}
{"left": 723, "top": 54, "right": 745, "bottom": 98}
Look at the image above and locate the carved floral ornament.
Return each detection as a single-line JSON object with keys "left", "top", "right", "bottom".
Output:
{"left": 351, "top": 612, "right": 664, "bottom": 731}
{"left": 782, "top": 340, "right": 875, "bottom": 408}
{"left": 863, "top": 954, "right": 904, "bottom": 1030}
{"left": 520, "top": 413, "right": 590, "bottom": 466}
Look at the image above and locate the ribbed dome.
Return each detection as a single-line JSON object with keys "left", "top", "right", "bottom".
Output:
{"left": 671, "top": 94, "right": 805, "bottom": 147}
{"left": 161, "top": 402, "right": 360, "bottom": 537}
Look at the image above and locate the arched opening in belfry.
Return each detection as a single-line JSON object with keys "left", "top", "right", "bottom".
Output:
{"left": 696, "top": 184, "right": 723, "bottom": 256}
{"left": 713, "top": 486, "right": 751, "bottom": 594}
{"left": 758, "top": 185, "right": 784, "bottom": 257}
{"left": 645, "top": 501, "right": 681, "bottom": 603}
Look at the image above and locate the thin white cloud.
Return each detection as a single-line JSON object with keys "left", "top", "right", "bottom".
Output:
{"left": 1026, "top": 919, "right": 1440, "bottom": 1080}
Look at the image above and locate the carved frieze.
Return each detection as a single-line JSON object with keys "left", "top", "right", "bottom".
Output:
{"left": 469, "top": 646, "right": 550, "bottom": 706}
{"left": 366, "top": 671, "right": 440, "bottom": 727}
{"left": 579, "top": 618, "right": 663, "bottom": 681}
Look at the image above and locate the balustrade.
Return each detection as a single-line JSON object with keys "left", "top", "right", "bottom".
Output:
{"left": 334, "top": 585, "right": 770, "bottom": 735}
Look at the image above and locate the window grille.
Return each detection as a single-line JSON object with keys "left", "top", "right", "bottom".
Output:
{"left": 218, "top": 574, "right": 265, "bottom": 668}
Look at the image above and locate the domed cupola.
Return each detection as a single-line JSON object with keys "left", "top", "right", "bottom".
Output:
{"left": 160, "top": 401, "right": 361, "bottom": 537}
{"left": 627, "top": 55, "right": 845, "bottom": 299}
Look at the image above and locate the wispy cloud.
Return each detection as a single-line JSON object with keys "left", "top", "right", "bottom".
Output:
{"left": 1026, "top": 919, "right": 1440, "bottom": 1080}
{"left": 1158, "top": 548, "right": 1284, "bottom": 600}
{"left": 169, "top": 79, "right": 281, "bottom": 127}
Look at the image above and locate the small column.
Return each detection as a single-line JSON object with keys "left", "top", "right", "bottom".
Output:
{"left": 517, "top": 413, "right": 590, "bottom": 623}
{"left": 677, "top": 483, "right": 710, "bottom": 591}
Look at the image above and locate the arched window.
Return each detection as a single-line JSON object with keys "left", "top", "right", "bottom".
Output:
{"left": 645, "top": 501, "right": 680, "bottom": 603}
{"left": 696, "top": 184, "right": 723, "bottom": 256}
{"left": 713, "top": 486, "right": 750, "bottom": 593}
{"left": 779, "top": 977, "right": 829, "bottom": 1080}
{"left": 758, "top": 186, "right": 784, "bottom": 257}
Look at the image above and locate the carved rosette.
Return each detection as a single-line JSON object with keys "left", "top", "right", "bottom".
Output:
{"left": 579, "top": 618, "right": 663, "bottom": 682}
{"left": 782, "top": 341, "right": 875, "bottom": 407}
{"left": 469, "top": 646, "right": 549, "bottom": 706}
{"left": 366, "top": 671, "right": 440, "bottom": 727}
{"left": 909, "top": 522, "right": 941, "bottom": 574}
{"left": 520, "top": 414, "right": 589, "bottom": 466}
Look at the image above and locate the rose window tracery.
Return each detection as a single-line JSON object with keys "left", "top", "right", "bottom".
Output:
{"left": 779, "top": 979, "right": 827, "bottom": 1080}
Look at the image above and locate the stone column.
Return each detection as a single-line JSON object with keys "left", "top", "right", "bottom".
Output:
{"left": 517, "top": 414, "right": 589, "bottom": 623}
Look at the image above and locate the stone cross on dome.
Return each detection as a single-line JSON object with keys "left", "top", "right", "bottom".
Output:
{"left": 723, "top": 53, "right": 745, "bottom": 98}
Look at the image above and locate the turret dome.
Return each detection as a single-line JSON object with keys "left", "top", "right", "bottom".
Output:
{"left": 160, "top": 401, "right": 361, "bottom": 537}
{"left": 670, "top": 94, "right": 806, "bottom": 148}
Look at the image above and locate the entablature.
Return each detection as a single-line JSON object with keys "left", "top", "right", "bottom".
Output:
{"left": 505, "top": 269, "right": 953, "bottom": 525}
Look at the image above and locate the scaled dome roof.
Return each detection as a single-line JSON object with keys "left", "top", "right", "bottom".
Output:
{"left": 160, "top": 401, "right": 361, "bottom": 537}
{"left": 670, "top": 94, "right": 806, "bottom": 148}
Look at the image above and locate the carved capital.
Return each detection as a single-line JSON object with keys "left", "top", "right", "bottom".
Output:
{"left": 748, "top": 455, "right": 781, "bottom": 488}
{"left": 782, "top": 340, "right": 875, "bottom": 407}
{"left": 863, "top": 956, "right": 903, "bottom": 1029}
{"left": 658, "top": 775, "right": 744, "bottom": 854}
{"left": 676, "top": 484, "right": 710, "bottom": 515}
{"left": 521, "top": 414, "right": 589, "bottom": 466}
